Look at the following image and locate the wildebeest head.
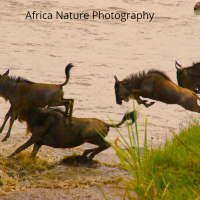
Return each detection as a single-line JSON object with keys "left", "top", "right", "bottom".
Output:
{"left": 175, "top": 61, "right": 200, "bottom": 93}
{"left": 0, "top": 69, "right": 10, "bottom": 86}
{"left": 175, "top": 61, "right": 186, "bottom": 76}
{"left": 0, "top": 69, "right": 10, "bottom": 97}
{"left": 114, "top": 75, "right": 131, "bottom": 105}
{"left": 175, "top": 61, "right": 187, "bottom": 87}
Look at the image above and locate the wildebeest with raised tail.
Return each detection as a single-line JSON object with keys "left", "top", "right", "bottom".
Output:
{"left": 0, "top": 63, "right": 74, "bottom": 142}
{"left": 7, "top": 107, "right": 136, "bottom": 160}
{"left": 175, "top": 61, "right": 200, "bottom": 93}
{"left": 114, "top": 69, "right": 200, "bottom": 113}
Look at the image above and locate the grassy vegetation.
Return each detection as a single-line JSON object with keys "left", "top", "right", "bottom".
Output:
{"left": 109, "top": 108, "right": 200, "bottom": 200}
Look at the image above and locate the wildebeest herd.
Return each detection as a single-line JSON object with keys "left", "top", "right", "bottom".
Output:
{"left": 0, "top": 61, "right": 199, "bottom": 160}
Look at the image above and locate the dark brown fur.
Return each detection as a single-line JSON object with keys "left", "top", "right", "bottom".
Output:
{"left": 0, "top": 64, "right": 74, "bottom": 142}
{"left": 194, "top": 2, "right": 200, "bottom": 10}
{"left": 114, "top": 69, "right": 200, "bottom": 113}
{"left": 175, "top": 61, "right": 200, "bottom": 93}
{"left": 8, "top": 107, "right": 136, "bottom": 160}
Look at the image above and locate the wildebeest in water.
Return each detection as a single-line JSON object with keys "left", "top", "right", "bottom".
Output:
{"left": 7, "top": 107, "right": 136, "bottom": 160}
{"left": 114, "top": 69, "right": 200, "bottom": 113}
{"left": 175, "top": 61, "right": 200, "bottom": 93}
{"left": 0, "top": 63, "right": 74, "bottom": 142}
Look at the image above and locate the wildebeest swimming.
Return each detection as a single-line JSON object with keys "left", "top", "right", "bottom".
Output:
{"left": 114, "top": 69, "right": 200, "bottom": 113}
{"left": 175, "top": 61, "right": 200, "bottom": 93}
{"left": 0, "top": 63, "right": 74, "bottom": 142}
{"left": 7, "top": 107, "right": 136, "bottom": 160}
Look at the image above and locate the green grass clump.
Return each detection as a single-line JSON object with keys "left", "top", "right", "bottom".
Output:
{"left": 141, "top": 120, "right": 200, "bottom": 200}
{"left": 109, "top": 106, "right": 200, "bottom": 200}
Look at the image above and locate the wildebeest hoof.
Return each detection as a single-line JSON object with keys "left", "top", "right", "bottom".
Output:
{"left": 63, "top": 119, "right": 68, "bottom": 126}
{"left": 69, "top": 120, "right": 73, "bottom": 126}
{"left": 2, "top": 137, "right": 8, "bottom": 142}
{"left": 63, "top": 119, "right": 73, "bottom": 127}
{"left": 145, "top": 101, "right": 155, "bottom": 108}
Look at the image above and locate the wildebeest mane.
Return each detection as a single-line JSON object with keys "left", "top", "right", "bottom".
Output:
{"left": 27, "top": 108, "right": 49, "bottom": 128}
{"left": 21, "top": 107, "right": 58, "bottom": 134}
{"left": 123, "top": 69, "right": 172, "bottom": 82}
{"left": 9, "top": 76, "right": 34, "bottom": 84}
{"left": 27, "top": 107, "right": 65, "bottom": 127}
{"left": 147, "top": 69, "right": 172, "bottom": 81}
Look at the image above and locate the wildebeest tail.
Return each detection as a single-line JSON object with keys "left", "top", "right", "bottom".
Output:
{"left": 107, "top": 110, "right": 138, "bottom": 128}
{"left": 45, "top": 106, "right": 65, "bottom": 114}
{"left": 59, "top": 63, "right": 74, "bottom": 88}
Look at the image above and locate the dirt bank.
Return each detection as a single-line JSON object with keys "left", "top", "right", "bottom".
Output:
{"left": 0, "top": 133, "right": 136, "bottom": 200}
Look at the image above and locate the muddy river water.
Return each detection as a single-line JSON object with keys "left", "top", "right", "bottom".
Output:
{"left": 0, "top": 0, "right": 200, "bottom": 163}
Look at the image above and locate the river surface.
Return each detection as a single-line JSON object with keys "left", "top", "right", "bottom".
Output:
{"left": 0, "top": 0, "right": 200, "bottom": 160}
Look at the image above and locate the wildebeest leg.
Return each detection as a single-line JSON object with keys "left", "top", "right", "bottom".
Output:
{"left": 133, "top": 94, "right": 150, "bottom": 106}
{"left": 51, "top": 98, "right": 74, "bottom": 125}
{"left": 131, "top": 89, "right": 155, "bottom": 108}
{"left": 82, "top": 140, "right": 110, "bottom": 160}
{"left": 0, "top": 106, "right": 12, "bottom": 133}
{"left": 67, "top": 98, "right": 74, "bottom": 124}
{"left": 32, "top": 143, "right": 42, "bottom": 159}
{"left": 61, "top": 98, "right": 74, "bottom": 125}
{"left": 180, "top": 93, "right": 200, "bottom": 113}
{"left": 7, "top": 137, "right": 36, "bottom": 159}
{"left": 2, "top": 109, "right": 18, "bottom": 142}
{"left": 63, "top": 101, "right": 72, "bottom": 125}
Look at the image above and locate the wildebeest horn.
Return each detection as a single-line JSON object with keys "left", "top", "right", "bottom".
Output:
{"left": 2, "top": 69, "right": 9, "bottom": 77}
{"left": 175, "top": 61, "right": 183, "bottom": 70}
{"left": 114, "top": 75, "right": 119, "bottom": 82}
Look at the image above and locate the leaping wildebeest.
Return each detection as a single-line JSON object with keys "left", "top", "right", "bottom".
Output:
{"left": 0, "top": 63, "right": 74, "bottom": 142}
{"left": 7, "top": 107, "right": 136, "bottom": 160}
{"left": 114, "top": 69, "right": 200, "bottom": 113}
{"left": 175, "top": 61, "right": 200, "bottom": 93}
